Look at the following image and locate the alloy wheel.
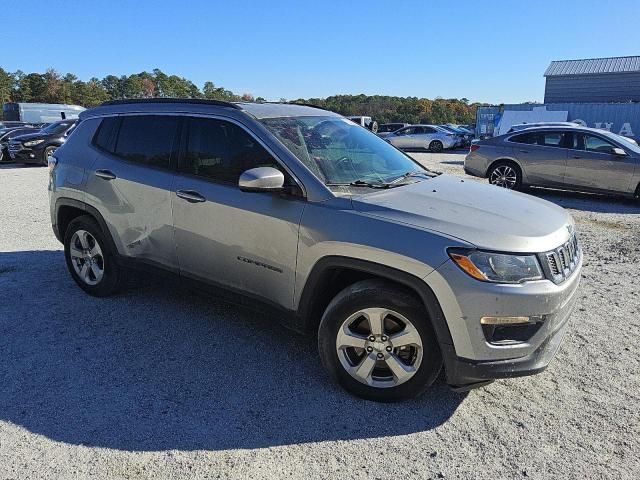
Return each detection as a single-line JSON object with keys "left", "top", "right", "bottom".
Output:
{"left": 335, "top": 308, "right": 423, "bottom": 388}
{"left": 69, "top": 230, "right": 105, "bottom": 286}
{"left": 490, "top": 165, "right": 518, "bottom": 189}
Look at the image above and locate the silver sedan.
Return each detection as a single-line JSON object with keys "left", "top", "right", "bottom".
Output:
{"left": 384, "top": 125, "right": 458, "bottom": 152}
{"left": 464, "top": 125, "right": 640, "bottom": 199}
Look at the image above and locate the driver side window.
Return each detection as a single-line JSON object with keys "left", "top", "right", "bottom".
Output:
{"left": 583, "top": 135, "right": 617, "bottom": 154}
{"left": 179, "top": 117, "right": 280, "bottom": 184}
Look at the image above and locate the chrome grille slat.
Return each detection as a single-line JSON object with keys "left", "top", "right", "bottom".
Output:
{"left": 541, "top": 233, "right": 581, "bottom": 284}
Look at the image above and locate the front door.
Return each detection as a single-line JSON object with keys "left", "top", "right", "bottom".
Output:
{"left": 171, "top": 116, "right": 305, "bottom": 310}
{"left": 390, "top": 127, "right": 417, "bottom": 149}
{"left": 564, "top": 133, "right": 637, "bottom": 194}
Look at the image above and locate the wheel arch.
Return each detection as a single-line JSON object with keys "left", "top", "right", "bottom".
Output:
{"left": 296, "top": 256, "right": 454, "bottom": 349}
{"left": 55, "top": 198, "right": 118, "bottom": 255}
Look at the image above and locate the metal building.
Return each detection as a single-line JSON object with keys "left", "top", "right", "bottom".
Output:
{"left": 544, "top": 56, "right": 640, "bottom": 103}
{"left": 476, "top": 56, "right": 640, "bottom": 140}
{"left": 476, "top": 103, "right": 640, "bottom": 139}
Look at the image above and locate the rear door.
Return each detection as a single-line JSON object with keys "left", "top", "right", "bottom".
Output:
{"left": 564, "top": 133, "right": 636, "bottom": 194}
{"left": 420, "top": 126, "right": 439, "bottom": 146}
{"left": 508, "top": 130, "right": 568, "bottom": 187}
{"left": 87, "top": 115, "right": 179, "bottom": 270}
{"left": 171, "top": 115, "right": 305, "bottom": 309}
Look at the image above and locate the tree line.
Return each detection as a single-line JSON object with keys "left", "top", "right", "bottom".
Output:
{"left": 292, "top": 94, "right": 481, "bottom": 125}
{"left": 0, "top": 67, "right": 481, "bottom": 124}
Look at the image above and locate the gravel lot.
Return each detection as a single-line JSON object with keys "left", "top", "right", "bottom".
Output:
{"left": 0, "top": 153, "right": 638, "bottom": 479}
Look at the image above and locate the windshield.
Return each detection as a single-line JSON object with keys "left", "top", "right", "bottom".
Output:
{"left": 260, "top": 116, "right": 426, "bottom": 185}
{"left": 42, "top": 121, "right": 73, "bottom": 135}
{"left": 602, "top": 130, "right": 640, "bottom": 154}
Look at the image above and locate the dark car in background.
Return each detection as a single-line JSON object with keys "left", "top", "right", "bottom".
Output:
{"left": 0, "top": 125, "right": 43, "bottom": 162}
{"left": 8, "top": 119, "right": 76, "bottom": 165}
{"left": 464, "top": 125, "right": 640, "bottom": 199}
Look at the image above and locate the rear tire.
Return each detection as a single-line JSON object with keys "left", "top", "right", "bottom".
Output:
{"left": 318, "top": 280, "right": 442, "bottom": 402}
{"left": 64, "top": 215, "right": 122, "bottom": 297}
{"left": 429, "top": 140, "right": 443, "bottom": 153}
{"left": 488, "top": 160, "right": 522, "bottom": 190}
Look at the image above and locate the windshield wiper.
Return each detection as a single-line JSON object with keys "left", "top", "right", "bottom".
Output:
{"left": 326, "top": 179, "right": 392, "bottom": 189}
{"left": 349, "top": 179, "right": 392, "bottom": 188}
{"left": 389, "top": 170, "right": 439, "bottom": 184}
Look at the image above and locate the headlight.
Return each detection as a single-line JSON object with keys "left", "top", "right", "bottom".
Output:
{"left": 449, "top": 248, "right": 544, "bottom": 283}
{"left": 23, "top": 139, "right": 44, "bottom": 147}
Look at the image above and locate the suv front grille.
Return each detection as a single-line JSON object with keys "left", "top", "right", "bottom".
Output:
{"left": 539, "top": 233, "right": 581, "bottom": 284}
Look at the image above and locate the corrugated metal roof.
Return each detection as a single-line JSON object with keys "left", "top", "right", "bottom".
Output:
{"left": 544, "top": 56, "right": 640, "bottom": 76}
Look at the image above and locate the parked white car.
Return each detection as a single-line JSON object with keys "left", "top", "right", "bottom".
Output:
{"left": 384, "top": 125, "right": 457, "bottom": 152}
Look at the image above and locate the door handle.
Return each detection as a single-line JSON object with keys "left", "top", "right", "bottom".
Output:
{"left": 95, "top": 169, "right": 116, "bottom": 180}
{"left": 176, "top": 189, "right": 206, "bottom": 203}
{"left": 519, "top": 150, "right": 529, "bottom": 153}
{"left": 572, "top": 155, "right": 582, "bottom": 159}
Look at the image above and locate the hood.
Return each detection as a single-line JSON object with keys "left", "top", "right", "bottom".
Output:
{"left": 11, "top": 132, "right": 51, "bottom": 143}
{"left": 351, "top": 174, "right": 573, "bottom": 253}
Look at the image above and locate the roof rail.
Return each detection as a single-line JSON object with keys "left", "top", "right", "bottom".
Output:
{"left": 100, "top": 98, "right": 242, "bottom": 109}
{"left": 285, "top": 101, "right": 330, "bottom": 111}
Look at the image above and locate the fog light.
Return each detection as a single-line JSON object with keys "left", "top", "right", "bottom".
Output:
{"left": 480, "top": 316, "right": 532, "bottom": 325}
{"left": 29, "top": 153, "right": 35, "bottom": 158}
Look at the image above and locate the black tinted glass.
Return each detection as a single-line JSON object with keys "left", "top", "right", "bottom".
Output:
{"left": 509, "top": 133, "right": 534, "bottom": 144}
{"left": 181, "top": 117, "right": 277, "bottom": 183}
{"left": 114, "top": 116, "right": 179, "bottom": 168}
{"left": 94, "top": 117, "right": 119, "bottom": 151}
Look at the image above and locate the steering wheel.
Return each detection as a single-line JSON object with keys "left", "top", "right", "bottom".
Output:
{"left": 335, "top": 156, "right": 351, "bottom": 170}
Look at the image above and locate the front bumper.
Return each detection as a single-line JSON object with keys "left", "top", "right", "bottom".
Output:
{"left": 425, "top": 252, "right": 582, "bottom": 389}
{"left": 441, "top": 286, "right": 577, "bottom": 389}
{"left": 8, "top": 145, "right": 40, "bottom": 163}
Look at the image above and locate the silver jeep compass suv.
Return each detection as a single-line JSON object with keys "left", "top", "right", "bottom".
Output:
{"left": 48, "top": 99, "right": 582, "bottom": 401}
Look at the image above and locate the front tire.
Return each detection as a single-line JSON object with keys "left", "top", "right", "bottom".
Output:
{"left": 64, "top": 215, "right": 122, "bottom": 296}
{"left": 42, "top": 146, "right": 57, "bottom": 166}
{"left": 318, "top": 280, "right": 442, "bottom": 402}
{"left": 429, "top": 140, "right": 443, "bottom": 153}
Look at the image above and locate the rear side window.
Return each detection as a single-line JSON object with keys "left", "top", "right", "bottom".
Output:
{"left": 179, "top": 117, "right": 279, "bottom": 184}
{"left": 93, "top": 115, "right": 179, "bottom": 169}
{"left": 538, "top": 132, "right": 564, "bottom": 147}
{"left": 93, "top": 117, "right": 119, "bottom": 151}
{"left": 114, "top": 116, "right": 179, "bottom": 168}
{"left": 509, "top": 133, "right": 535, "bottom": 144}
{"left": 509, "top": 131, "right": 565, "bottom": 148}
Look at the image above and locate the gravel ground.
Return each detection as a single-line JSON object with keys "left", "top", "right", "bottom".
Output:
{"left": 0, "top": 155, "right": 638, "bottom": 479}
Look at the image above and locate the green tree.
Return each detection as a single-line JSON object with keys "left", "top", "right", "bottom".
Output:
{"left": 0, "top": 68, "right": 15, "bottom": 104}
{"left": 43, "top": 68, "right": 63, "bottom": 103}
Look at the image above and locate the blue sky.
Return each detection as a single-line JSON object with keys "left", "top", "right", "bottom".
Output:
{"left": 2, "top": 0, "right": 639, "bottom": 103}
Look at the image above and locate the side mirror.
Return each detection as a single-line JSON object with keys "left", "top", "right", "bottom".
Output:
{"left": 612, "top": 147, "right": 627, "bottom": 156}
{"left": 239, "top": 166, "right": 285, "bottom": 192}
